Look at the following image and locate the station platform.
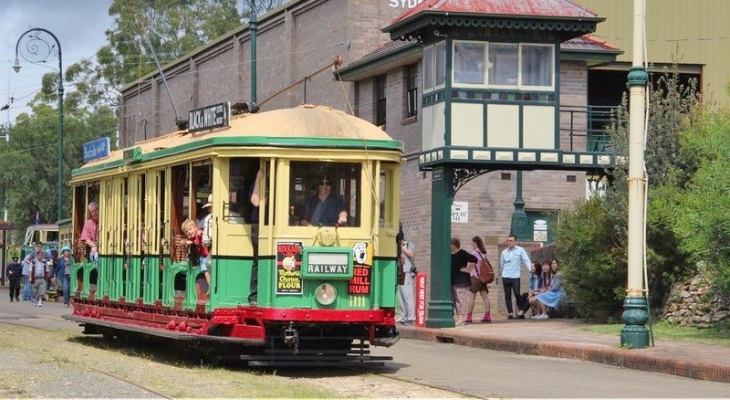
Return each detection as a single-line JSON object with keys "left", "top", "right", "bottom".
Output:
{"left": 397, "top": 316, "right": 730, "bottom": 384}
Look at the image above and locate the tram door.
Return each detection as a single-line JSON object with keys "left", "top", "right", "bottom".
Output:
{"left": 99, "top": 177, "right": 126, "bottom": 301}
{"left": 377, "top": 162, "right": 401, "bottom": 250}
{"left": 125, "top": 173, "right": 145, "bottom": 301}
{"left": 142, "top": 169, "right": 165, "bottom": 304}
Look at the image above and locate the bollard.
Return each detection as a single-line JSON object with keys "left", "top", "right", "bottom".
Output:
{"left": 415, "top": 271, "right": 427, "bottom": 327}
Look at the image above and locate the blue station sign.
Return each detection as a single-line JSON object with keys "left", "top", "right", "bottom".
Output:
{"left": 82, "top": 137, "right": 111, "bottom": 163}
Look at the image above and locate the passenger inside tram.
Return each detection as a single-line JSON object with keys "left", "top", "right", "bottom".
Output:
{"left": 299, "top": 176, "right": 348, "bottom": 226}
{"left": 290, "top": 161, "right": 360, "bottom": 227}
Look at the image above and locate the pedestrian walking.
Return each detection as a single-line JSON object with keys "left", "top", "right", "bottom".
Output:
{"left": 24, "top": 243, "right": 51, "bottom": 307}
{"left": 466, "top": 236, "right": 491, "bottom": 323}
{"left": 6, "top": 256, "right": 22, "bottom": 302}
{"left": 21, "top": 254, "right": 31, "bottom": 301}
{"left": 56, "top": 246, "right": 73, "bottom": 307}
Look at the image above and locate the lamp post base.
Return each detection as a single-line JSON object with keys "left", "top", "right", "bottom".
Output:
{"left": 426, "top": 300, "right": 455, "bottom": 328}
{"left": 620, "top": 295, "right": 650, "bottom": 349}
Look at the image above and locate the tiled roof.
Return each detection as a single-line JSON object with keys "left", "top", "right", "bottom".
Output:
{"left": 562, "top": 34, "right": 620, "bottom": 52}
{"left": 353, "top": 34, "right": 618, "bottom": 67}
{"left": 392, "top": 0, "right": 598, "bottom": 25}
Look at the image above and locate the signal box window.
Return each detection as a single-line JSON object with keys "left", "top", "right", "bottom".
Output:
{"left": 289, "top": 161, "right": 361, "bottom": 227}
{"left": 454, "top": 41, "right": 486, "bottom": 85}
{"left": 488, "top": 43, "right": 518, "bottom": 87}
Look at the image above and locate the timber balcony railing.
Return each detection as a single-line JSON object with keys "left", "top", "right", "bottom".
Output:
{"left": 560, "top": 105, "right": 618, "bottom": 153}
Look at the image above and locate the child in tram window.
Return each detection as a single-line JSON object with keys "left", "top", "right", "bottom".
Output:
{"left": 181, "top": 219, "right": 211, "bottom": 295}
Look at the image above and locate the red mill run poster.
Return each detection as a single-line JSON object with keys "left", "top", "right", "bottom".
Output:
{"left": 276, "top": 241, "right": 303, "bottom": 295}
{"left": 348, "top": 242, "right": 372, "bottom": 295}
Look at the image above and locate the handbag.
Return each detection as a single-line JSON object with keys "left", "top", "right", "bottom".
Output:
{"left": 476, "top": 252, "right": 495, "bottom": 284}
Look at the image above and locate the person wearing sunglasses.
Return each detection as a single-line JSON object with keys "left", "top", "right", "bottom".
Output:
{"left": 299, "top": 177, "right": 348, "bottom": 226}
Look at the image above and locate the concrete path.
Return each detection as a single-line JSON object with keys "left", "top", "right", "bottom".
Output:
{"left": 397, "top": 317, "right": 730, "bottom": 384}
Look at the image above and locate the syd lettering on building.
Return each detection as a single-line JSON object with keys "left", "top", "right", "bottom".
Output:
{"left": 388, "top": 0, "right": 423, "bottom": 8}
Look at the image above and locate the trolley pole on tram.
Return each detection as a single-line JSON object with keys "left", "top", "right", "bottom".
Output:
{"left": 13, "top": 28, "right": 65, "bottom": 222}
{"left": 621, "top": 0, "right": 650, "bottom": 349}
{"left": 249, "top": 0, "right": 258, "bottom": 103}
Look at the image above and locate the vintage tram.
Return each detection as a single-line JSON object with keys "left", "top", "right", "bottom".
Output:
{"left": 63, "top": 103, "right": 404, "bottom": 365}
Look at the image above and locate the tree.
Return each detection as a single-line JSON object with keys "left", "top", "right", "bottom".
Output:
{"left": 656, "top": 110, "right": 730, "bottom": 295}
{"left": 555, "top": 69, "right": 700, "bottom": 321}
{"left": 0, "top": 79, "right": 117, "bottom": 233}
{"left": 97, "top": 0, "right": 249, "bottom": 88}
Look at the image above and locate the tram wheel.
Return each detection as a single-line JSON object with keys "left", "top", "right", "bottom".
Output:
{"left": 101, "top": 329, "right": 116, "bottom": 341}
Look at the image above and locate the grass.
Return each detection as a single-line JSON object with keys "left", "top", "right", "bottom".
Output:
{"left": 581, "top": 320, "right": 730, "bottom": 346}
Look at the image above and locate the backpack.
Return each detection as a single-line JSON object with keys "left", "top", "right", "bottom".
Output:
{"left": 476, "top": 252, "right": 495, "bottom": 284}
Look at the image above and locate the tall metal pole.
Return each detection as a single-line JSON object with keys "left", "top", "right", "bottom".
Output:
{"left": 250, "top": 0, "right": 258, "bottom": 103}
{"left": 13, "top": 28, "right": 64, "bottom": 222}
{"left": 621, "top": 0, "right": 650, "bottom": 349}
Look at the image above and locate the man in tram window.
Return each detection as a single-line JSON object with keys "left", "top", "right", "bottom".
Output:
{"left": 299, "top": 176, "right": 348, "bottom": 226}
{"left": 80, "top": 201, "right": 100, "bottom": 262}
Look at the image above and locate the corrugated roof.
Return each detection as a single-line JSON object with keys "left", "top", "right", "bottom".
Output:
{"left": 392, "top": 0, "right": 598, "bottom": 25}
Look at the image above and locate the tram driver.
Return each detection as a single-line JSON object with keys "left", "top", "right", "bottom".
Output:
{"left": 299, "top": 177, "right": 348, "bottom": 226}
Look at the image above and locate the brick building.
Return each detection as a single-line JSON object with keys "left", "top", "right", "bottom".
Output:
{"left": 119, "top": 0, "right": 620, "bottom": 315}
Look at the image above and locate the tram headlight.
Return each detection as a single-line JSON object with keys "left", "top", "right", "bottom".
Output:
{"left": 315, "top": 283, "right": 337, "bottom": 306}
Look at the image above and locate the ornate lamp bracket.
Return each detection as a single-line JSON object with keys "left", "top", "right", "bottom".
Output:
{"left": 453, "top": 167, "right": 491, "bottom": 194}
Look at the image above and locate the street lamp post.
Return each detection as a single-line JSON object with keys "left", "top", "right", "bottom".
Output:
{"left": 13, "top": 28, "right": 64, "bottom": 223}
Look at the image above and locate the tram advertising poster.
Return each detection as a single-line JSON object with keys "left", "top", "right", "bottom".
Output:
{"left": 348, "top": 242, "right": 372, "bottom": 295}
{"left": 276, "top": 241, "right": 303, "bottom": 294}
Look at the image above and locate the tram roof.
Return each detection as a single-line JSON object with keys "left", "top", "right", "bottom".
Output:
{"left": 76, "top": 104, "right": 402, "bottom": 174}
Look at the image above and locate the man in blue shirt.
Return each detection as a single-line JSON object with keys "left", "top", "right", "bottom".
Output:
{"left": 299, "top": 177, "right": 348, "bottom": 226}
{"left": 499, "top": 234, "right": 531, "bottom": 319}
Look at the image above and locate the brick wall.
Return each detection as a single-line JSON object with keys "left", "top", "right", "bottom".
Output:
{"left": 117, "top": 0, "right": 594, "bottom": 319}
{"left": 119, "top": 0, "right": 413, "bottom": 143}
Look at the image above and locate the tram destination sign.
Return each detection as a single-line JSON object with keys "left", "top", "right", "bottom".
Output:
{"left": 188, "top": 102, "right": 230, "bottom": 133}
{"left": 302, "top": 248, "right": 354, "bottom": 279}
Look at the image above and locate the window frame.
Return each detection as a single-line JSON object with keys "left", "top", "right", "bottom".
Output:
{"left": 404, "top": 63, "right": 419, "bottom": 118}
{"left": 375, "top": 75, "right": 387, "bottom": 127}
{"left": 422, "top": 42, "right": 446, "bottom": 94}
{"left": 450, "top": 40, "right": 556, "bottom": 92}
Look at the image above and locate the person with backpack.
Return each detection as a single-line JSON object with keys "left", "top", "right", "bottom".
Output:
{"left": 465, "top": 236, "right": 492, "bottom": 323}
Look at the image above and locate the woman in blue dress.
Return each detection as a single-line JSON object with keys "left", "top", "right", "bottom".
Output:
{"left": 529, "top": 259, "right": 564, "bottom": 319}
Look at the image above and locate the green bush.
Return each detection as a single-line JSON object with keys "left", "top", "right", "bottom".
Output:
{"left": 555, "top": 68, "right": 700, "bottom": 321}
{"left": 556, "top": 196, "right": 626, "bottom": 321}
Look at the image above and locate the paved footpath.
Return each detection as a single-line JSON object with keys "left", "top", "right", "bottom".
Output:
{"left": 397, "top": 317, "right": 730, "bottom": 384}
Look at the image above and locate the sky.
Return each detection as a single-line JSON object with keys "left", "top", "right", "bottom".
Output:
{"left": 0, "top": 0, "right": 114, "bottom": 124}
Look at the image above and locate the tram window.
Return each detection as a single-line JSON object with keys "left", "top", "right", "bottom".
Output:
{"left": 192, "top": 162, "right": 212, "bottom": 224}
{"left": 380, "top": 165, "right": 398, "bottom": 230}
{"left": 289, "top": 161, "right": 361, "bottom": 227}
{"left": 228, "top": 158, "right": 260, "bottom": 223}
